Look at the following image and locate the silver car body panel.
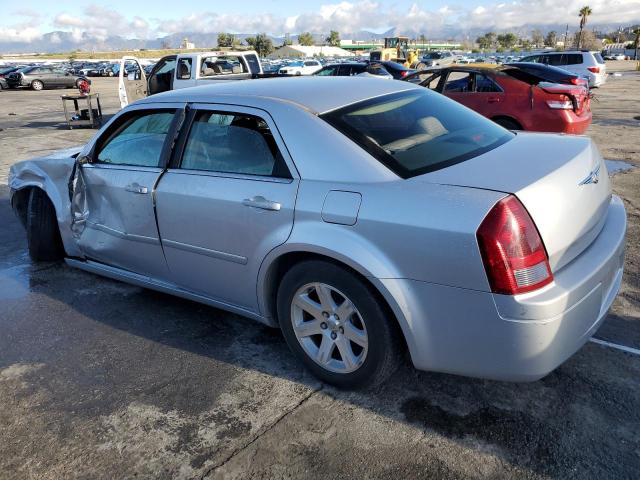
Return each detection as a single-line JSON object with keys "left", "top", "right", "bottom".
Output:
{"left": 8, "top": 77, "right": 626, "bottom": 381}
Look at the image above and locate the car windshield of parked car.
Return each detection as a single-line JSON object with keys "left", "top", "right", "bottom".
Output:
{"left": 321, "top": 89, "right": 513, "bottom": 178}
{"left": 424, "top": 53, "right": 444, "bottom": 59}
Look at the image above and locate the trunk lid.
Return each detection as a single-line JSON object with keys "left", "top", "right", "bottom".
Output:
{"left": 417, "top": 132, "right": 612, "bottom": 271}
{"left": 539, "top": 82, "right": 590, "bottom": 114}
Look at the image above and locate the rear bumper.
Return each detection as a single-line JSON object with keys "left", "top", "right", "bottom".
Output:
{"left": 558, "top": 109, "right": 592, "bottom": 134}
{"left": 381, "top": 195, "right": 626, "bottom": 381}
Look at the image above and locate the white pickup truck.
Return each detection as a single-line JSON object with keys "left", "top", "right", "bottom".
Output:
{"left": 119, "top": 50, "right": 263, "bottom": 107}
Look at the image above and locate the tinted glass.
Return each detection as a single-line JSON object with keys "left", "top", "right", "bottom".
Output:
{"left": 156, "top": 58, "right": 177, "bottom": 74}
{"left": 546, "top": 54, "right": 564, "bottom": 66}
{"left": 594, "top": 53, "right": 604, "bottom": 64}
{"left": 475, "top": 74, "right": 501, "bottom": 92}
{"left": 564, "top": 54, "right": 583, "bottom": 65}
{"left": 181, "top": 111, "right": 289, "bottom": 178}
{"left": 321, "top": 90, "right": 513, "bottom": 178}
{"left": 444, "top": 71, "right": 473, "bottom": 92}
{"left": 520, "top": 55, "right": 539, "bottom": 63}
{"left": 97, "top": 111, "right": 175, "bottom": 167}
{"left": 315, "top": 66, "right": 337, "bottom": 76}
{"left": 177, "top": 58, "right": 192, "bottom": 79}
{"left": 245, "top": 54, "right": 261, "bottom": 74}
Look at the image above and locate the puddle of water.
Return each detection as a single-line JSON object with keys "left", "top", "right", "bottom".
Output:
{"left": 605, "top": 160, "right": 635, "bottom": 175}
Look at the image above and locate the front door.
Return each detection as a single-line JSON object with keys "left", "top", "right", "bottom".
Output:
{"left": 147, "top": 55, "right": 177, "bottom": 96}
{"left": 74, "top": 106, "right": 182, "bottom": 279}
{"left": 118, "top": 57, "right": 147, "bottom": 108}
{"left": 154, "top": 104, "right": 299, "bottom": 312}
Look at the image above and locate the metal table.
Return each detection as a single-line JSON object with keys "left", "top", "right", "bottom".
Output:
{"left": 61, "top": 93, "right": 103, "bottom": 129}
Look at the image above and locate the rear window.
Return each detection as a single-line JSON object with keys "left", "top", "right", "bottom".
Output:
{"left": 321, "top": 90, "right": 513, "bottom": 179}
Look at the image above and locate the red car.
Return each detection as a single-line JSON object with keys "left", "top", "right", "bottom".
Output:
{"left": 405, "top": 65, "right": 592, "bottom": 134}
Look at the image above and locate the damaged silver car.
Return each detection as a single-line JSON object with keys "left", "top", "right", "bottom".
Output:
{"left": 9, "top": 77, "right": 626, "bottom": 388}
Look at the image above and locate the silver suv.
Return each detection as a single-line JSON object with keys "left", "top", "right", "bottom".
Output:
{"left": 520, "top": 51, "right": 606, "bottom": 87}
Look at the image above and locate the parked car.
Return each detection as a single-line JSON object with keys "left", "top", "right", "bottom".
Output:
{"left": 404, "top": 65, "right": 592, "bottom": 134}
{"left": 519, "top": 50, "right": 606, "bottom": 87}
{"left": 422, "top": 51, "right": 456, "bottom": 67}
{"left": 5, "top": 66, "right": 89, "bottom": 91}
{"left": 374, "top": 60, "right": 416, "bottom": 79}
{"left": 505, "top": 62, "right": 589, "bottom": 87}
{"left": 0, "top": 66, "right": 24, "bottom": 80}
{"left": 0, "top": 77, "right": 7, "bottom": 90}
{"left": 278, "top": 60, "right": 323, "bottom": 76}
{"left": 9, "top": 77, "right": 625, "bottom": 388}
{"left": 314, "top": 62, "right": 393, "bottom": 79}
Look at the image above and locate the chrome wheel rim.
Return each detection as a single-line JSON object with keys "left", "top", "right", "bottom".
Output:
{"left": 291, "top": 282, "right": 368, "bottom": 374}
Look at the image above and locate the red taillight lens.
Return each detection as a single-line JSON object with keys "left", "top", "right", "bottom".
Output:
{"left": 569, "top": 77, "right": 579, "bottom": 85}
{"left": 477, "top": 195, "right": 553, "bottom": 295}
{"left": 587, "top": 66, "right": 600, "bottom": 74}
{"left": 401, "top": 71, "right": 409, "bottom": 77}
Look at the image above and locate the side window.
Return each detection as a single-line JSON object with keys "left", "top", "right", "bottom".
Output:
{"left": 180, "top": 111, "right": 290, "bottom": 178}
{"left": 521, "top": 55, "right": 539, "bottom": 63}
{"left": 443, "top": 71, "right": 473, "bottom": 92}
{"left": 96, "top": 110, "right": 176, "bottom": 167}
{"left": 565, "top": 54, "right": 583, "bottom": 65}
{"left": 176, "top": 58, "right": 192, "bottom": 79}
{"left": 415, "top": 72, "right": 441, "bottom": 88}
{"left": 245, "top": 54, "right": 261, "bottom": 74}
{"left": 201, "top": 56, "right": 248, "bottom": 76}
{"left": 547, "top": 54, "right": 564, "bottom": 66}
{"left": 316, "top": 66, "right": 336, "bottom": 76}
{"left": 475, "top": 74, "right": 501, "bottom": 92}
{"left": 156, "top": 57, "right": 177, "bottom": 75}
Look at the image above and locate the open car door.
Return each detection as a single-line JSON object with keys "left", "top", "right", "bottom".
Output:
{"left": 118, "top": 56, "right": 147, "bottom": 108}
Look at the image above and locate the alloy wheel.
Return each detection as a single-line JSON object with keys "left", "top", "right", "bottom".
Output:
{"left": 290, "top": 282, "right": 368, "bottom": 374}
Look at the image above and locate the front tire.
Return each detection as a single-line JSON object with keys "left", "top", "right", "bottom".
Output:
{"left": 31, "top": 80, "right": 44, "bottom": 91}
{"left": 277, "top": 260, "right": 402, "bottom": 389}
{"left": 26, "top": 189, "right": 64, "bottom": 262}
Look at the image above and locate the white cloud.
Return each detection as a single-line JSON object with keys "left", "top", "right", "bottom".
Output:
{"left": 2, "top": 0, "right": 640, "bottom": 45}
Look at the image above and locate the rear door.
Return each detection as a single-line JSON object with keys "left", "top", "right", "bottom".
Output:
{"left": 118, "top": 56, "right": 147, "bottom": 108}
{"left": 73, "top": 104, "right": 184, "bottom": 279}
{"left": 441, "top": 70, "right": 483, "bottom": 111}
{"left": 154, "top": 104, "right": 299, "bottom": 312}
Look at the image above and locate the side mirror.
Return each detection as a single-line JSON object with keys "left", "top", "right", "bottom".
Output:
{"left": 77, "top": 155, "right": 91, "bottom": 165}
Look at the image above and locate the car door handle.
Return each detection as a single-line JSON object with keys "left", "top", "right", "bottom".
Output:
{"left": 125, "top": 183, "right": 148, "bottom": 194}
{"left": 488, "top": 97, "right": 501, "bottom": 103}
{"left": 242, "top": 196, "right": 281, "bottom": 211}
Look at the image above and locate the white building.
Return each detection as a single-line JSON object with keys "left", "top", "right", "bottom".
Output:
{"left": 180, "top": 38, "right": 195, "bottom": 49}
{"left": 269, "top": 45, "right": 352, "bottom": 59}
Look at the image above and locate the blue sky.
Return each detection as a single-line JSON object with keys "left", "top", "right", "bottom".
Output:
{"left": 2, "top": 0, "right": 639, "bottom": 43}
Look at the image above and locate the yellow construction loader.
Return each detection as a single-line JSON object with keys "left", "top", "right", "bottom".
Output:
{"left": 369, "top": 36, "right": 426, "bottom": 69}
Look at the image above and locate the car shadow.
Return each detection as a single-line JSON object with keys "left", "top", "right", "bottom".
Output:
{"left": 0, "top": 187, "right": 638, "bottom": 478}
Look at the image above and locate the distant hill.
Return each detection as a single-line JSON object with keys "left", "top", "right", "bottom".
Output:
{"left": 0, "top": 24, "right": 630, "bottom": 54}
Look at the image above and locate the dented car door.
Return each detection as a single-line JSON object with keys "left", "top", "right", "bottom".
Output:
{"left": 71, "top": 104, "right": 184, "bottom": 279}
{"left": 118, "top": 57, "right": 148, "bottom": 108}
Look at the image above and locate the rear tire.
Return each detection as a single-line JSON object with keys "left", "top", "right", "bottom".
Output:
{"left": 494, "top": 117, "right": 521, "bottom": 130}
{"left": 277, "top": 260, "right": 402, "bottom": 389}
{"left": 31, "top": 80, "right": 44, "bottom": 91}
{"left": 26, "top": 189, "right": 64, "bottom": 262}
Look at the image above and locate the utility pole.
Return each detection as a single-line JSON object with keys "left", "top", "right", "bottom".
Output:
{"left": 563, "top": 24, "right": 569, "bottom": 50}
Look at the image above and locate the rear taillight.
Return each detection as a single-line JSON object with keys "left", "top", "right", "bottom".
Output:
{"left": 587, "top": 66, "right": 600, "bottom": 74}
{"left": 546, "top": 94, "right": 573, "bottom": 110}
{"left": 568, "top": 77, "right": 579, "bottom": 85}
{"left": 400, "top": 71, "right": 409, "bottom": 77}
{"left": 477, "top": 195, "right": 553, "bottom": 295}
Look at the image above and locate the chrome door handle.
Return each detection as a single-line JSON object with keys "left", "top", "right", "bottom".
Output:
{"left": 125, "top": 183, "right": 148, "bottom": 194}
{"left": 242, "top": 196, "right": 281, "bottom": 211}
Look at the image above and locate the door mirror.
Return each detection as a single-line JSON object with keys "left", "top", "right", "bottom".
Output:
{"left": 77, "top": 154, "right": 91, "bottom": 165}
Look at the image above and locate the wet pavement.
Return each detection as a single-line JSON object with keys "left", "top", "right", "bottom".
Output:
{"left": 1, "top": 64, "right": 640, "bottom": 479}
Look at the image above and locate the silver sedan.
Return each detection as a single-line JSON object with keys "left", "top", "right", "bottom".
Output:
{"left": 9, "top": 77, "right": 626, "bottom": 388}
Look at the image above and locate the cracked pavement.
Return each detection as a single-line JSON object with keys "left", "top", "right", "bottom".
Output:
{"left": 1, "top": 63, "right": 639, "bottom": 479}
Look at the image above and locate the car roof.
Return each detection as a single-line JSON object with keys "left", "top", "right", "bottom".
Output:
{"left": 140, "top": 76, "right": 421, "bottom": 114}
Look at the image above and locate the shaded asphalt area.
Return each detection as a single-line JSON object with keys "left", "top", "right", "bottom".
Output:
{"left": 1, "top": 66, "right": 639, "bottom": 479}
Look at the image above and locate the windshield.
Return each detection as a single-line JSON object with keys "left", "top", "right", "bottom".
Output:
{"left": 424, "top": 53, "right": 443, "bottom": 59}
{"left": 321, "top": 89, "right": 513, "bottom": 178}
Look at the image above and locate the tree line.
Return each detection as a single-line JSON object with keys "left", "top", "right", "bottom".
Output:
{"left": 216, "top": 30, "right": 341, "bottom": 57}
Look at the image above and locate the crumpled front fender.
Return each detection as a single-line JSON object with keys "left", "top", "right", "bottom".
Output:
{"left": 8, "top": 146, "right": 85, "bottom": 258}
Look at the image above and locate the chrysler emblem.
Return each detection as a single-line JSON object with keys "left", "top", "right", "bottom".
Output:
{"left": 579, "top": 164, "right": 601, "bottom": 185}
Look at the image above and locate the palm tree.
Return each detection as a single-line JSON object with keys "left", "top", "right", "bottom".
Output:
{"left": 633, "top": 28, "right": 640, "bottom": 61}
{"left": 577, "top": 6, "right": 592, "bottom": 48}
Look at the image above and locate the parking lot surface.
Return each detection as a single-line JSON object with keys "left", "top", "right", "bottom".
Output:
{"left": 1, "top": 62, "right": 639, "bottom": 479}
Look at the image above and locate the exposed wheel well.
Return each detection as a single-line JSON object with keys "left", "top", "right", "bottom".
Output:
{"left": 263, "top": 251, "right": 408, "bottom": 351}
{"left": 491, "top": 115, "right": 523, "bottom": 130}
{"left": 11, "top": 187, "right": 34, "bottom": 228}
